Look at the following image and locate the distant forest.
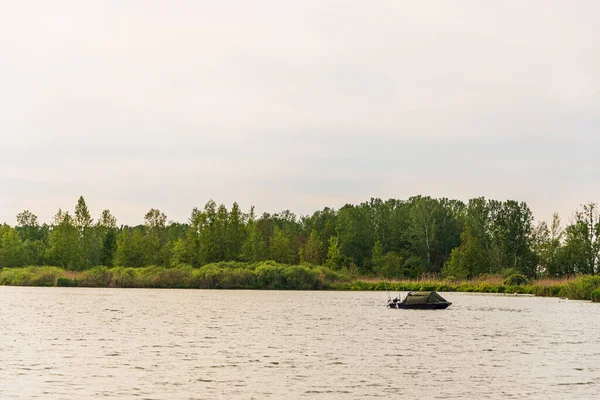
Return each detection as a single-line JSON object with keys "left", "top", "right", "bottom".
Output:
{"left": 1, "top": 196, "right": 599, "bottom": 278}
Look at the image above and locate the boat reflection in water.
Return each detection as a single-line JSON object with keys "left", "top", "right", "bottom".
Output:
{"left": 387, "top": 291, "right": 452, "bottom": 310}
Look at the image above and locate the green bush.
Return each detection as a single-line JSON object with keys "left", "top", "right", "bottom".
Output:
{"left": 31, "top": 267, "right": 62, "bottom": 286}
{"left": 0, "top": 268, "right": 35, "bottom": 286}
{"left": 561, "top": 275, "right": 600, "bottom": 300}
{"left": 476, "top": 282, "right": 501, "bottom": 293}
{"left": 591, "top": 289, "right": 600, "bottom": 303}
{"left": 284, "top": 265, "right": 321, "bottom": 290}
{"left": 500, "top": 268, "right": 521, "bottom": 279}
{"left": 531, "top": 284, "right": 563, "bottom": 297}
{"left": 503, "top": 274, "right": 529, "bottom": 286}
{"left": 82, "top": 266, "right": 111, "bottom": 287}
{"left": 57, "top": 277, "right": 73, "bottom": 287}
{"left": 504, "top": 285, "right": 531, "bottom": 294}
{"left": 419, "top": 282, "right": 437, "bottom": 291}
{"left": 255, "top": 262, "right": 287, "bottom": 289}
{"left": 435, "top": 283, "right": 456, "bottom": 292}
{"left": 110, "top": 267, "right": 138, "bottom": 288}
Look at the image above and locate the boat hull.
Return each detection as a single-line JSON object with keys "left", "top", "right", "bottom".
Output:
{"left": 388, "top": 302, "right": 452, "bottom": 310}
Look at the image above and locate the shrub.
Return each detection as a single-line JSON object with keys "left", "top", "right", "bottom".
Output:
{"left": 476, "top": 282, "right": 501, "bottom": 293}
{"left": 57, "top": 277, "right": 73, "bottom": 287}
{"left": 111, "top": 267, "right": 138, "bottom": 288}
{"left": 0, "top": 268, "right": 34, "bottom": 286}
{"left": 284, "top": 265, "right": 322, "bottom": 290}
{"left": 561, "top": 275, "right": 600, "bottom": 300}
{"left": 435, "top": 283, "right": 456, "bottom": 292}
{"left": 31, "top": 267, "right": 62, "bottom": 286}
{"left": 592, "top": 289, "right": 600, "bottom": 303}
{"left": 82, "top": 266, "right": 111, "bottom": 287}
{"left": 419, "top": 282, "right": 437, "bottom": 291}
{"left": 504, "top": 285, "right": 531, "bottom": 294}
{"left": 255, "top": 262, "right": 286, "bottom": 289}
{"left": 503, "top": 274, "right": 529, "bottom": 286}
{"left": 500, "top": 268, "right": 521, "bottom": 279}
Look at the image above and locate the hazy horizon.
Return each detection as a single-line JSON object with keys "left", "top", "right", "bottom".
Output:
{"left": 1, "top": 1, "right": 598, "bottom": 226}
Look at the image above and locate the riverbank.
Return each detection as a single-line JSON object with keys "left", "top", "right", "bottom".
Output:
{"left": 2, "top": 262, "right": 600, "bottom": 302}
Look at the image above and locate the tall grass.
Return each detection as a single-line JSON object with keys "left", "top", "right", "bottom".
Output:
{"left": 2, "top": 264, "right": 600, "bottom": 301}
{"left": 0, "top": 262, "right": 352, "bottom": 290}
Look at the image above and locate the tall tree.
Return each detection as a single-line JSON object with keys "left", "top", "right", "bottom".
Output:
{"left": 197, "top": 200, "right": 219, "bottom": 264}
{"left": 560, "top": 203, "right": 600, "bottom": 275}
{"left": 98, "top": 209, "right": 117, "bottom": 229}
{"left": 240, "top": 207, "right": 267, "bottom": 263}
{"left": 0, "top": 227, "right": 25, "bottom": 267}
{"left": 325, "top": 236, "right": 343, "bottom": 269}
{"left": 336, "top": 204, "right": 374, "bottom": 272}
{"left": 299, "top": 230, "right": 323, "bottom": 265}
{"left": 269, "top": 227, "right": 294, "bottom": 264}
{"left": 143, "top": 208, "right": 167, "bottom": 265}
{"left": 49, "top": 210, "right": 80, "bottom": 269}
{"left": 214, "top": 204, "right": 229, "bottom": 261}
{"left": 408, "top": 196, "right": 438, "bottom": 269}
{"left": 74, "top": 196, "right": 96, "bottom": 267}
{"left": 442, "top": 198, "right": 490, "bottom": 278}
{"left": 226, "top": 202, "right": 245, "bottom": 261}
{"left": 16, "top": 210, "right": 41, "bottom": 241}
{"left": 115, "top": 227, "right": 146, "bottom": 267}
{"left": 97, "top": 209, "right": 118, "bottom": 267}
{"left": 16, "top": 210, "right": 48, "bottom": 265}
{"left": 533, "top": 213, "right": 564, "bottom": 276}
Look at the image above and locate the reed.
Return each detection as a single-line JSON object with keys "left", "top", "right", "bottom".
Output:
{"left": 3, "top": 265, "right": 600, "bottom": 301}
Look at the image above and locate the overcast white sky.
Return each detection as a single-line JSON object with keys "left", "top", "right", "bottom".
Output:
{"left": 1, "top": 0, "right": 599, "bottom": 226}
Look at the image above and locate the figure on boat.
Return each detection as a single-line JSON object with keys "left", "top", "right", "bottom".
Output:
{"left": 387, "top": 291, "right": 452, "bottom": 310}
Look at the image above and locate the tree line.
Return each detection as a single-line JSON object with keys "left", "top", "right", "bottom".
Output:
{"left": 1, "top": 196, "right": 599, "bottom": 278}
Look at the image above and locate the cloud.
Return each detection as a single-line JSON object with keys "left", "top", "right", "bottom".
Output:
{"left": 0, "top": 0, "right": 598, "bottom": 225}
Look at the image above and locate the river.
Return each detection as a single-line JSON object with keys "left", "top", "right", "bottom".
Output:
{"left": 1, "top": 287, "right": 599, "bottom": 399}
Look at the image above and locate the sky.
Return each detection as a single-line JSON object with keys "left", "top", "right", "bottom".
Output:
{"left": 1, "top": 0, "right": 599, "bottom": 226}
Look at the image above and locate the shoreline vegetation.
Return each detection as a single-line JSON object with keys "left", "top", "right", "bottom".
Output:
{"left": 3, "top": 195, "right": 600, "bottom": 303}
{"left": 2, "top": 262, "right": 600, "bottom": 302}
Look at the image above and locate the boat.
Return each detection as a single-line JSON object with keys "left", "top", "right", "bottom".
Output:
{"left": 387, "top": 291, "right": 452, "bottom": 310}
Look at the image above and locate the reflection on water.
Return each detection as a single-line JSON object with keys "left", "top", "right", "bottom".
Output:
{"left": 1, "top": 288, "right": 600, "bottom": 399}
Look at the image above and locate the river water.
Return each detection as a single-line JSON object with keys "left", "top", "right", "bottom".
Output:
{"left": 1, "top": 287, "right": 599, "bottom": 399}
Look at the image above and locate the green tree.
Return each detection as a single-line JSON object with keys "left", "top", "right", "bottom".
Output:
{"left": 408, "top": 196, "right": 438, "bottom": 269}
{"left": 115, "top": 227, "right": 145, "bottom": 267}
{"left": 443, "top": 198, "right": 491, "bottom": 278}
{"left": 197, "top": 200, "right": 219, "bottom": 264}
{"left": 49, "top": 210, "right": 80, "bottom": 269}
{"left": 214, "top": 204, "right": 229, "bottom": 261}
{"left": 16, "top": 210, "right": 41, "bottom": 241}
{"left": 226, "top": 202, "right": 245, "bottom": 261}
{"left": 240, "top": 207, "right": 267, "bottom": 263}
{"left": 493, "top": 200, "right": 536, "bottom": 275}
{"left": 299, "top": 230, "right": 323, "bottom": 265}
{"left": 559, "top": 203, "right": 600, "bottom": 275}
{"left": 533, "top": 213, "right": 564, "bottom": 276}
{"left": 0, "top": 227, "right": 25, "bottom": 267}
{"left": 97, "top": 209, "right": 118, "bottom": 266}
{"left": 269, "top": 227, "right": 294, "bottom": 264}
{"left": 336, "top": 204, "right": 375, "bottom": 272}
{"left": 143, "top": 208, "right": 167, "bottom": 265}
{"left": 98, "top": 209, "right": 117, "bottom": 229}
{"left": 15, "top": 210, "right": 48, "bottom": 265}
{"left": 371, "top": 240, "right": 384, "bottom": 271}
{"left": 170, "top": 238, "right": 188, "bottom": 266}
{"left": 325, "top": 236, "right": 343, "bottom": 269}
{"left": 74, "top": 196, "right": 97, "bottom": 267}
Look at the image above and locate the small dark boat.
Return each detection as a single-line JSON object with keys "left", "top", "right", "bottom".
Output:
{"left": 387, "top": 291, "right": 452, "bottom": 310}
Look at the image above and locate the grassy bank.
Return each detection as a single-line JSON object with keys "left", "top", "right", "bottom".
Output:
{"left": 2, "top": 263, "right": 600, "bottom": 302}
{"left": 0, "top": 262, "right": 352, "bottom": 290}
{"left": 333, "top": 275, "right": 600, "bottom": 301}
